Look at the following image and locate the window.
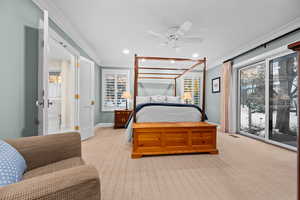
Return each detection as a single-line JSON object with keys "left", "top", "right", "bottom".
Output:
{"left": 182, "top": 75, "right": 202, "bottom": 105}
{"left": 238, "top": 51, "right": 298, "bottom": 149}
{"left": 102, "top": 69, "right": 130, "bottom": 111}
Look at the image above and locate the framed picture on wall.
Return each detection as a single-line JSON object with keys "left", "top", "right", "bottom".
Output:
{"left": 212, "top": 77, "right": 220, "bottom": 93}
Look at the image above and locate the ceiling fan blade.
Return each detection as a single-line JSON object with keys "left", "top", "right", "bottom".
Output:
{"left": 177, "top": 21, "right": 192, "bottom": 35}
{"left": 159, "top": 42, "right": 168, "bottom": 47}
{"left": 183, "top": 36, "right": 203, "bottom": 39}
{"left": 147, "top": 30, "right": 165, "bottom": 39}
{"left": 181, "top": 21, "right": 193, "bottom": 31}
{"left": 181, "top": 36, "right": 203, "bottom": 43}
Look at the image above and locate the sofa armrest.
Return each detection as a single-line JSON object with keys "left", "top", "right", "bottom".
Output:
{"left": 5, "top": 132, "right": 81, "bottom": 171}
{"left": 0, "top": 165, "right": 101, "bottom": 200}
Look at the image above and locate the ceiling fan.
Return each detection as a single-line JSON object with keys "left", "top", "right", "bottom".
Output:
{"left": 147, "top": 21, "right": 204, "bottom": 51}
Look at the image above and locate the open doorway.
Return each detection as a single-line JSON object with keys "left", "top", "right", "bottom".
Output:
{"left": 37, "top": 10, "right": 95, "bottom": 140}
{"left": 47, "top": 37, "right": 76, "bottom": 134}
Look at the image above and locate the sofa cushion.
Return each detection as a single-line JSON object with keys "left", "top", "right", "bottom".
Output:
{"left": 23, "top": 157, "right": 84, "bottom": 180}
{"left": 0, "top": 140, "right": 27, "bottom": 186}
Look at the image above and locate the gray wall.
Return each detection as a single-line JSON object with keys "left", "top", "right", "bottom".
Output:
{"left": 205, "top": 29, "right": 300, "bottom": 125}
{"left": 0, "top": 0, "right": 42, "bottom": 139}
{"left": 0, "top": 0, "right": 101, "bottom": 139}
{"left": 205, "top": 66, "right": 221, "bottom": 124}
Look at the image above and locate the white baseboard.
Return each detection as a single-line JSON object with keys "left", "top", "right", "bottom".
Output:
{"left": 95, "top": 123, "right": 114, "bottom": 128}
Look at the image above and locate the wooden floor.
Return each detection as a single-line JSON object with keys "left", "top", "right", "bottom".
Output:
{"left": 82, "top": 127, "right": 297, "bottom": 200}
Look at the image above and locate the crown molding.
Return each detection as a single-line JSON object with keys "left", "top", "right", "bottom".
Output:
{"left": 208, "top": 16, "right": 300, "bottom": 70}
{"left": 32, "top": 0, "right": 101, "bottom": 65}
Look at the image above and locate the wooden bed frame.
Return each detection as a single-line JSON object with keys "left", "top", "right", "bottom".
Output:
{"left": 132, "top": 55, "right": 218, "bottom": 158}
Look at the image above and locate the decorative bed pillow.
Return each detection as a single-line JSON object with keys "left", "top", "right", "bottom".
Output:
{"left": 150, "top": 95, "right": 167, "bottom": 103}
{"left": 0, "top": 140, "right": 27, "bottom": 187}
{"left": 136, "top": 96, "right": 150, "bottom": 105}
{"left": 166, "top": 96, "right": 181, "bottom": 103}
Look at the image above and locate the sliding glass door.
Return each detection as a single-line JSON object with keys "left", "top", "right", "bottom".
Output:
{"left": 239, "top": 63, "right": 266, "bottom": 138}
{"left": 269, "top": 52, "right": 298, "bottom": 147}
{"left": 238, "top": 52, "right": 298, "bottom": 149}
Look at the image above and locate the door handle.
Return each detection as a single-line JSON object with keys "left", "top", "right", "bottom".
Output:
{"left": 48, "top": 99, "right": 53, "bottom": 108}
{"left": 35, "top": 100, "right": 44, "bottom": 107}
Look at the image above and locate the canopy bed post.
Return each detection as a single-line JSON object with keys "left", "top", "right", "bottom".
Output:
{"left": 201, "top": 57, "right": 207, "bottom": 122}
{"left": 133, "top": 54, "right": 139, "bottom": 122}
{"left": 288, "top": 41, "right": 300, "bottom": 200}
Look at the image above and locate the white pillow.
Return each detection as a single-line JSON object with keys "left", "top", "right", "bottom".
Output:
{"left": 136, "top": 96, "right": 150, "bottom": 105}
{"left": 166, "top": 96, "right": 181, "bottom": 103}
{"left": 150, "top": 95, "right": 167, "bottom": 103}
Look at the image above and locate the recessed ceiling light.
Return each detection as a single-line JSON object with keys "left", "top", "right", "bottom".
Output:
{"left": 170, "top": 60, "right": 175, "bottom": 64}
{"left": 122, "top": 49, "right": 130, "bottom": 54}
{"left": 192, "top": 53, "right": 199, "bottom": 58}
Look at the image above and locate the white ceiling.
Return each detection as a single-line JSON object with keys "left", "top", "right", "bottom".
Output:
{"left": 48, "top": 0, "right": 300, "bottom": 68}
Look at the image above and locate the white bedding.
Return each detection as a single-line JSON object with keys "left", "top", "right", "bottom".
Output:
{"left": 125, "top": 105, "right": 202, "bottom": 142}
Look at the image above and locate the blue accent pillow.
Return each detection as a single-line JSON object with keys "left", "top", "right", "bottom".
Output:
{"left": 0, "top": 140, "right": 27, "bottom": 186}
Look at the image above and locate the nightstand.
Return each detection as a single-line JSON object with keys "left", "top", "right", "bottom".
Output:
{"left": 114, "top": 110, "right": 132, "bottom": 129}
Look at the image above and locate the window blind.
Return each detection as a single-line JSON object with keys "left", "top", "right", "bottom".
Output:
{"left": 102, "top": 70, "right": 129, "bottom": 111}
{"left": 183, "top": 76, "right": 201, "bottom": 105}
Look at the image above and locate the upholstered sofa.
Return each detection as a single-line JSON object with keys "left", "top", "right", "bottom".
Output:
{"left": 0, "top": 132, "right": 101, "bottom": 200}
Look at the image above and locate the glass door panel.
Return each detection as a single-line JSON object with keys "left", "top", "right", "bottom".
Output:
{"left": 269, "top": 52, "right": 298, "bottom": 147}
{"left": 239, "top": 63, "right": 266, "bottom": 138}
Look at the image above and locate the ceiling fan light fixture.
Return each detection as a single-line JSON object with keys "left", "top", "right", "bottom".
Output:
{"left": 122, "top": 48, "right": 130, "bottom": 55}
{"left": 192, "top": 53, "right": 199, "bottom": 58}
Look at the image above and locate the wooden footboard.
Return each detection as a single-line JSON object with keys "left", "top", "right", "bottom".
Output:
{"left": 132, "top": 122, "right": 218, "bottom": 158}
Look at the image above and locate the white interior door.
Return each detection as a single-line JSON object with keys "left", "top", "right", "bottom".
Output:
{"left": 79, "top": 57, "right": 95, "bottom": 140}
{"left": 37, "top": 10, "right": 49, "bottom": 135}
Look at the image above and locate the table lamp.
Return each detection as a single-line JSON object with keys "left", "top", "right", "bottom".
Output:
{"left": 183, "top": 92, "right": 192, "bottom": 104}
{"left": 122, "top": 91, "right": 131, "bottom": 110}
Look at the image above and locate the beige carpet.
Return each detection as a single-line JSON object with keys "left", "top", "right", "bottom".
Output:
{"left": 82, "top": 127, "right": 296, "bottom": 200}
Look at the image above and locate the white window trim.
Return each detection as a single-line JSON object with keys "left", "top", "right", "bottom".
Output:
{"left": 101, "top": 69, "right": 130, "bottom": 112}
{"left": 180, "top": 72, "right": 203, "bottom": 105}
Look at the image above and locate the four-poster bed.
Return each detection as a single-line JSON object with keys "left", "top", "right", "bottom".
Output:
{"left": 130, "top": 55, "right": 218, "bottom": 158}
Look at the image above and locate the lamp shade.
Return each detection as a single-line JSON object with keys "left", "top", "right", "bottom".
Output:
{"left": 122, "top": 91, "right": 131, "bottom": 99}
{"left": 183, "top": 92, "right": 192, "bottom": 100}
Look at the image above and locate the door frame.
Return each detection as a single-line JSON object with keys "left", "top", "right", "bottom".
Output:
{"left": 236, "top": 48, "right": 297, "bottom": 151}
{"left": 37, "top": 10, "right": 49, "bottom": 135}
